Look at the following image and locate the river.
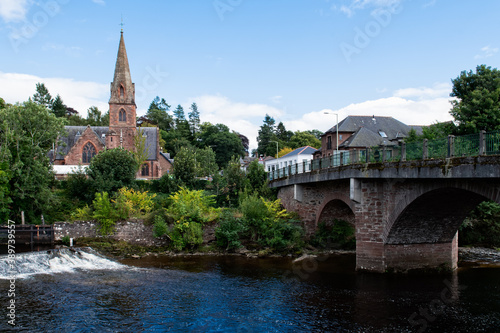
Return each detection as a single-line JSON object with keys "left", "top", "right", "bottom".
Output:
{"left": 0, "top": 248, "right": 499, "bottom": 332}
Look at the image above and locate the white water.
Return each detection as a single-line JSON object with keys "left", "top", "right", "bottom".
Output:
{"left": 0, "top": 248, "right": 126, "bottom": 279}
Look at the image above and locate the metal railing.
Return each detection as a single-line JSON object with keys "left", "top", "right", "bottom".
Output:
{"left": 268, "top": 130, "right": 499, "bottom": 181}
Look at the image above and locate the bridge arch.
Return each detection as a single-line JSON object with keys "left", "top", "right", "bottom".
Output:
{"left": 385, "top": 183, "right": 493, "bottom": 244}
{"left": 316, "top": 193, "right": 355, "bottom": 228}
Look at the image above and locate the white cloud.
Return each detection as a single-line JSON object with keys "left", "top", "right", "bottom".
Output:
{"left": 474, "top": 45, "right": 499, "bottom": 60}
{"left": 187, "top": 94, "right": 284, "bottom": 152}
{"left": 335, "top": 0, "right": 403, "bottom": 16}
{"left": 284, "top": 83, "right": 454, "bottom": 134}
{"left": 0, "top": 0, "right": 30, "bottom": 22}
{"left": 0, "top": 71, "right": 109, "bottom": 117}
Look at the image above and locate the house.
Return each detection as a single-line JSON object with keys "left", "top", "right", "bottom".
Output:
{"left": 265, "top": 146, "right": 317, "bottom": 173}
{"left": 51, "top": 31, "right": 165, "bottom": 179}
{"left": 315, "top": 115, "right": 423, "bottom": 159}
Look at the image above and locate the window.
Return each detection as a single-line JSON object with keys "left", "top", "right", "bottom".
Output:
{"left": 120, "top": 85, "right": 124, "bottom": 99}
{"left": 119, "top": 109, "right": 126, "bottom": 122}
{"left": 141, "top": 163, "right": 149, "bottom": 177}
{"left": 379, "top": 131, "right": 388, "bottom": 138}
{"left": 327, "top": 136, "right": 332, "bottom": 150}
{"left": 339, "top": 134, "right": 343, "bottom": 140}
{"left": 82, "top": 142, "right": 96, "bottom": 164}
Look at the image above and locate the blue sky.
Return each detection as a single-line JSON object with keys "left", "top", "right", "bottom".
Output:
{"left": 1, "top": 0, "right": 499, "bottom": 150}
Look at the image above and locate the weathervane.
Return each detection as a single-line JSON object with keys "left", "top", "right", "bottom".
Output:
{"left": 120, "top": 15, "right": 124, "bottom": 33}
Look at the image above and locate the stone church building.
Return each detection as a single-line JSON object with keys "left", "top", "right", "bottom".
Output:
{"left": 52, "top": 32, "right": 172, "bottom": 179}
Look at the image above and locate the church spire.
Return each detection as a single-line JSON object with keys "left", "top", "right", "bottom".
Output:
{"left": 109, "top": 31, "right": 135, "bottom": 105}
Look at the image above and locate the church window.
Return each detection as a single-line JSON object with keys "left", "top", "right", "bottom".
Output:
{"left": 82, "top": 142, "right": 96, "bottom": 164}
{"left": 120, "top": 85, "right": 124, "bottom": 99}
{"left": 141, "top": 163, "right": 149, "bottom": 177}
{"left": 119, "top": 109, "right": 127, "bottom": 122}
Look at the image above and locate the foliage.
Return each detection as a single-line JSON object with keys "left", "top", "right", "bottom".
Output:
{"left": 288, "top": 131, "right": 321, "bottom": 149}
{"left": 278, "top": 147, "right": 293, "bottom": 158}
{"left": 257, "top": 114, "right": 277, "bottom": 157}
{"left": 70, "top": 205, "right": 93, "bottom": 221}
{"left": 0, "top": 101, "right": 66, "bottom": 222}
{"left": 245, "top": 160, "right": 270, "bottom": 197}
{"left": 51, "top": 94, "right": 67, "bottom": 118}
{"left": 220, "top": 156, "right": 249, "bottom": 207}
{"left": 450, "top": 65, "right": 500, "bottom": 134}
{"left": 167, "top": 187, "right": 219, "bottom": 224}
{"left": 195, "top": 146, "right": 218, "bottom": 178}
{"left": 460, "top": 201, "right": 500, "bottom": 247}
{"left": 92, "top": 192, "right": 117, "bottom": 235}
{"left": 32, "top": 82, "right": 53, "bottom": 109}
{"left": 0, "top": 162, "right": 12, "bottom": 221}
{"left": 188, "top": 102, "right": 201, "bottom": 136}
{"left": 153, "top": 215, "right": 168, "bottom": 238}
{"left": 87, "top": 148, "right": 138, "bottom": 194}
{"left": 134, "top": 128, "right": 149, "bottom": 172}
{"left": 61, "top": 235, "right": 71, "bottom": 246}
{"left": 146, "top": 96, "right": 173, "bottom": 130}
{"left": 152, "top": 174, "right": 181, "bottom": 195}
{"left": 215, "top": 210, "right": 246, "bottom": 251}
{"left": 172, "top": 146, "right": 197, "bottom": 186}
{"left": 65, "top": 167, "right": 94, "bottom": 203}
{"left": 198, "top": 122, "right": 245, "bottom": 168}
{"left": 168, "top": 220, "right": 203, "bottom": 251}
{"left": 114, "top": 187, "right": 156, "bottom": 217}
{"left": 311, "top": 220, "right": 356, "bottom": 249}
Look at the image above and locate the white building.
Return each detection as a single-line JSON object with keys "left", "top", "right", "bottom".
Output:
{"left": 264, "top": 146, "right": 317, "bottom": 173}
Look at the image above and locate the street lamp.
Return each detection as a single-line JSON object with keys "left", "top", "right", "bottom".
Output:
{"left": 324, "top": 112, "right": 339, "bottom": 153}
{"left": 270, "top": 140, "right": 279, "bottom": 159}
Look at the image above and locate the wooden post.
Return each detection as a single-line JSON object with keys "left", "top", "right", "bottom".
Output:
{"left": 401, "top": 142, "right": 406, "bottom": 162}
{"left": 423, "top": 139, "right": 428, "bottom": 160}
{"left": 479, "top": 130, "right": 486, "bottom": 155}
{"left": 447, "top": 135, "right": 455, "bottom": 157}
{"left": 21, "top": 211, "right": 25, "bottom": 225}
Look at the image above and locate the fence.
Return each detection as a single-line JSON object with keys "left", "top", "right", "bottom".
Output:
{"left": 268, "top": 130, "right": 499, "bottom": 181}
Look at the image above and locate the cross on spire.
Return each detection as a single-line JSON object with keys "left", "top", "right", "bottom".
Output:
{"left": 120, "top": 16, "right": 124, "bottom": 33}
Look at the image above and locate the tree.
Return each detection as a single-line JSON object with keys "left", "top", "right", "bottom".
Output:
{"left": 134, "top": 128, "right": 148, "bottom": 172}
{"left": 288, "top": 131, "right": 321, "bottom": 149}
{"left": 145, "top": 96, "right": 173, "bottom": 130}
{"left": 195, "top": 147, "right": 218, "bottom": 178}
{"left": 221, "top": 156, "right": 249, "bottom": 207}
{"left": 172, "top": 146, "right": 197, "bottom": 186}
{"left": 278, "top": 147, "right": 294, "bottom": 158}
{"left": 0, "top": 97, "right": 6, "bottom": 109}
{"left": 87, "top": 148, "right": 138, "bottom": 194}
{"left": 276, "top": 122, "right": 293, "bottom": 143}
{"left": 257, "top": 114, "right": 276, "bottom": 157}
{"left": 0, "top": 101, "right": 66, "bottom": 223}
{"left": 51, "top": 94, "right": 66, "bottom": 118}
{"left": 307, "top": 129, "right": 323, "bottom": 140}
{"left": 245, "top": 159, "right": 269, "bottom": 196}
{"left": 450, "top": 64, "right": 500, "bottom": 134}
{"left": 87, "top": 106, "right": 103, "bottom": 126}
{"left": 32, "top": 82, "right": 53, "bottom": 109}
{"left": 198, "top": 122, "right": 245, "bottom": 168}
{"left": 188, "top": 102, "right": 201, "bottom": 136}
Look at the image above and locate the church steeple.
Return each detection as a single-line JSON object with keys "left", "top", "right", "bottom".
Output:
{"left": 109, "top": 31, "right": 135, "bottom": 105}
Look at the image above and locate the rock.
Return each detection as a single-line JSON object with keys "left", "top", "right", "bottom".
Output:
{"left": 131, "top": 255, "right": 141, "bottom": 259}
{"left": 293, "top": 254, "right": 317, "bottom": 263}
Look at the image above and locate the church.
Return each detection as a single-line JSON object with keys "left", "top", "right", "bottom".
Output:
{"left": 51, "top": 31, "right": 173, "bottom": 179}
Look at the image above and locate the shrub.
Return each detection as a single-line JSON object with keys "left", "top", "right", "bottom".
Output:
{"left": 92, "top": 192, "right": 118, "bottom": 236}
{"left": 153, "top": 215, "right": 168, "bottom": 238}
{"left": 114, "top": 187, "right": 156, "bottom": 217}
{"left": 168, "top": 220, "right": 203, "bottom": 251}
{"left": 70, "top": 205, "right": 93, "bottom": 221}
{"left": 215, "top": 211, "right": 247, "bottom": 251}
{"left": 460, "top": 201, "right": 500, "bottom": 247}
{"left": 61, "top": 235, "right": 70, "bottom": 246}
{"left": 167, "top": 187, "right": 219, "bottom": 224}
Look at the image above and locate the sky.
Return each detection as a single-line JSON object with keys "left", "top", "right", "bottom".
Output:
{"left": 0, "top": 0, "right": 499, "bottom": 151}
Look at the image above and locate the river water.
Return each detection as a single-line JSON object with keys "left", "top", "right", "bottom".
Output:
{"left": 0, "top": 248, "right": 499, "bottom": 332}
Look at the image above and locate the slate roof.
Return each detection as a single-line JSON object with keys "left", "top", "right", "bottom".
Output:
{"left": 340, "top": 127, "right": 396, "bottom": 148}
{"left": 54, "top": 126, "right": 158, "bottom": 161}
{"left": 160, "top": 152, "right": 174, "bottom": 164}
{"left": 283, "top": 146, "right": 317, "bottom": 157}
{"left": 324, "top": 116, "right": 423, "bottom": 141}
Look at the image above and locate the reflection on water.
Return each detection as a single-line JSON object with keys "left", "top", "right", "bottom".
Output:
{"left": 0, "top": 250, "right": 499, "bottom": 332}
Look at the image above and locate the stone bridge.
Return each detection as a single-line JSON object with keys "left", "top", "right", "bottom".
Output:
{"left": 270, "top": 155, "right": 500, "bottom": 272}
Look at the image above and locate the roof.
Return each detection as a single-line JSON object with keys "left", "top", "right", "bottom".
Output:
{"left": 340, "top": 127, "right": 397, "bottom": 148}
{"left": 54, "top": 126, "right": 158, "bottom": 161}
{"left": 160, "top": 152, "right": 174, "bottom": 164}
{"left": 324, "top": 116, "right": 423, "bottom": 141}
{"left": 283, "top": 146, "right": 317, "bottom": 158}
{"left": 109, "top": 32, "right": 135, "bottom": 105}
{"left": 52, "top": 165, "right": 88, "bottom": 175}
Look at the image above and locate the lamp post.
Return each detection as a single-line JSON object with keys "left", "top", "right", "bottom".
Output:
{"left": 324, "top": 112, "right": 339, "bottom": 153}
{"left": 270, "top": 140, "right": 279, "bottom": 159}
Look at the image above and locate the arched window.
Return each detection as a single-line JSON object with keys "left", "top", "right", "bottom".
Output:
{"left": 120, "top": 85, "right": 124, "bottom": 99}
{"left": 141, "top": 163, "right": 149, "bottom": 177}
{"left": 119, "top": 109, "right": 126, "bottom": 122}
{"left": 82, "top": 142, "right": 96, "bottom": 164}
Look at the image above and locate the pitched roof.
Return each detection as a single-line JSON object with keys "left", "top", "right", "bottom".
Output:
{"left": 324, "top": 115, "right": 422, "bottom": 141}
{"left": 283, "top": 146, "right": 317, "bottom": 157}
{"left": 54, "top": 126, "right": 158, "bottom": 161}
{"left": 340, "top": 127, "right": 396, "bottom": 148}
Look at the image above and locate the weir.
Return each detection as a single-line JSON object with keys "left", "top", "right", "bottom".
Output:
{"left": 0, "top": 225, "right": 55, "bottom": 249}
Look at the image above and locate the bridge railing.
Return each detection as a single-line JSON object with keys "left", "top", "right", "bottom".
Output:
{"left": 268, "top": 130, "right": 500, "bottom": 181}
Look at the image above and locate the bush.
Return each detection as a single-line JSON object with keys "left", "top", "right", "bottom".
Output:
{"left": 311, "top": 219, "right": 355, "bottom": 250}
{"left": 167, "top": 187, "right": 219, "bottom": 224}
{"left": 92, "top": 192, "right": 118, "bottom": 236}
{"left": 169, "top": 220, "right": 203, "bottom": 251}
{"left": 70, "top": 205, "right": 93, "bottom": 221}
{"left": 460, "top": 201, "right": 500, "bottom": 247}
{"left": 215, "top": 211, "right": 247, "bottom": 251}
{"left": 114, "top": 187, "right": 156, "bottom": 217}
{"left": 153, "top": 215, "right": 168, "bottom": 238}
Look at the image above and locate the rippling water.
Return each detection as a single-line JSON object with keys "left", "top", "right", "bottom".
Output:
{"left": 0, "top": 249, "right": 499, "bottom": 332}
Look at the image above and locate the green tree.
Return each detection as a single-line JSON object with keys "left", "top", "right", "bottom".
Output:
{"left": 450, "top": 65, "right": 500, "bottom": 134}
{"left": 257, "top": 114, "right": 276, "bottom": 157}
{"left": 288, "top": 131, "right": 321, "bottom": 149}
{"left": 188, "top": 102, "right": 201, "bottom": 136}
{"left": 0, "top": 101, "right": 66, "bottom": 223}
{"left": 307, "top": 129, "right": 323, "bottom": 140}
{"left": 51, "top": 94, "right": 66, "bottom": 118}
{"left": 146, "top": 96, "right": 173, "bottom": 130}
{"left": 245, "top": 159, "right": 269, "bottom": 196}
{"left": 134, "top": 128, "right": 148, "bottom": 172}
{"left": 87, "top": 148, "right": 138, "bottom": 194}
{"left": 276, "top": 121, "right": 293, "bottom": 142}
{"left": 32, "top": 82, "right": 53, "bottom": 109}
{"left": 0, "top": 97, "right": 6, "bottom": 109}
{"left": 172, "top": 146, "right": 197, "bottom": 186}
{"left": 221, "top": 156, "right": 249, "bottom": 207}
{"left": 0, "top": 162, "right": 12, "bottom": 221}
{"left": 195, "top": 146, "right": 218, "bottom": 178}
{"left": 87, "top": 106, "right": 103, "bottom": 126}
{"left": 198, "top": 123, "right": 245, "bottom": 168}
{"left": 421, "top": 122, "right": 456, "bottom": 140}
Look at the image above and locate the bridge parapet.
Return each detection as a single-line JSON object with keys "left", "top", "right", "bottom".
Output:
{"left": 269, "top": 130, "right": 500, "bottom": 186}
